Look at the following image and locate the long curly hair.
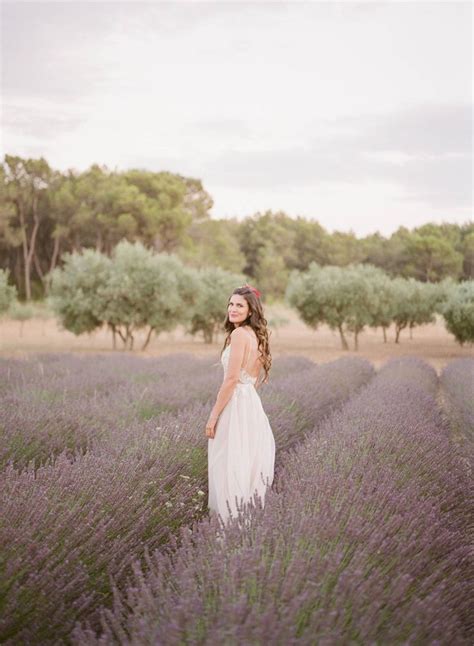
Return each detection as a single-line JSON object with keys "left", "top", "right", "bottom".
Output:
{"left": 220, "top": 286, "right": 272, "bottom": 384}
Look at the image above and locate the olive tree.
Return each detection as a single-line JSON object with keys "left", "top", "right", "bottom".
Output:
{"left": 48, "top": 248, "right": 111, "bottom": 335}
{"left": 187, "top": 267, "right": 247, "bottom": 343}
{"left": 390, "top": 278, "right": 437, "bottom": 343}
{"left": 342, "top": 264, "right": 391, "bottom": 350}
{"left": 287, "top": 262, "right": 394, "bottom": 350}
{"left": 366, "top": 271, "right": 397, "bottom": 343}
{"left": 286, "top": 263, "right": 355, "bottom": 350}
{"left": 439, "top": 280, "right": 474, "bottom": 346}
{"left": 97, "top": 240, "right": 199, "bottom": 350}
{"left": 48, "top": 241, "right": 199, "bottom": 350}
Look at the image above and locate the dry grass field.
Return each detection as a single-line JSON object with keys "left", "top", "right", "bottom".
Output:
{"left": 1, "top": 303, "right": 471, "bottom": 374}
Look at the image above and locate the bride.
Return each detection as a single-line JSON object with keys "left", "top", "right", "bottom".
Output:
{"left": 206, "top": 284, "right": 276, "bottom": 525}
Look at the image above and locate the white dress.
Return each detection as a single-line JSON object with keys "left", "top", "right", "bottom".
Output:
{"left": 208, "top": 344, "right": 276, "bottom": 525}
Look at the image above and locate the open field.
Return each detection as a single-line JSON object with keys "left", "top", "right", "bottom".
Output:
{"left": 2, "top": 349, "right": 472, "bottom": 643}
{"left": 0, "top": 303, "right": 471, "bottom": 372}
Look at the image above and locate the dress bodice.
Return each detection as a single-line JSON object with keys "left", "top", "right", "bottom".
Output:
{"left": 221, "top": 345, "right": 257, "bottom": 386}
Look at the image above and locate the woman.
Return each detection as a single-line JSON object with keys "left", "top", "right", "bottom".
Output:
{"left": 206, "top": 284, "right": 276, "bottom": 525}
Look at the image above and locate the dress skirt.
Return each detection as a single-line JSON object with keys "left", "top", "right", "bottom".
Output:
{"left": 208, "top": 381, "right": 276, "bottom": 524}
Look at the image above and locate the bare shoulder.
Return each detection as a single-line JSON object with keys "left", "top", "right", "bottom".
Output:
{"left": 230, "top": 326, "right": 247, "bottom": 340}
{"left": 231, "top": 326, "right": 258, "bottom": 347}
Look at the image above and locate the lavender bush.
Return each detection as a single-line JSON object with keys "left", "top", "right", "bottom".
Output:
{"left": 440, "top": 358, "right": 474, "bottom": 468}
{"left": 266, "top": 356, "right": 375, "bottom": 454}
{"left": 0, "top": 353, "right": 221, "bottom": 470}
{"left": 75, "top": 357, "right": 472, "bottom": 645}
{"left": 0, "top": 353, "right": 374, "bottom": 643}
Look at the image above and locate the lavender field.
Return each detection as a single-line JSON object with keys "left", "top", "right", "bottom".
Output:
{"left": 1, "top": 353, "right": 473, "bottom": 645}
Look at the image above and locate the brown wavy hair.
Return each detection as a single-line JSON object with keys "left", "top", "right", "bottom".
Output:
{"left": 220, "top": 286, "right": 272, "bottom": 384}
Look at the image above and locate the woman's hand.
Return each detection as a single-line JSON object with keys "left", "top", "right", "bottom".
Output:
{"left": 205, "top": 418, "right": 217, "bottom": 439}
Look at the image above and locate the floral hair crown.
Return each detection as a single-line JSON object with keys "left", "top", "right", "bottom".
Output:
{"left": 242, "top": 283, "right": 262, "bottom": 299}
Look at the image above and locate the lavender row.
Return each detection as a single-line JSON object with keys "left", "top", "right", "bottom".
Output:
{"left": 440, "top": 358, "right": 474, "bottom": 468}
{"left": 76, "top": 357, "right": 473, "bottom": 645}
{"left": 0, "top": 353, "right": 222, "bottom": 471}
{"left": 267, "top": 356, "right": 374, "bottom": 454}
{"left": 0, "top": 356, "right": 373, "bottom": 644}
{"left": 0, "top": 354, "right": 320, "bottom": 472}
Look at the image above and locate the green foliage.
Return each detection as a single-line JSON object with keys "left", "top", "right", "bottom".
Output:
{"left": 390, "top": 278, "right": 438, "bottom": 343}
{"left": 123, "top": 169, "right": 212, "bottom": 252}
{"left": 7, "top": 301, "right": 35, "bottom": 321}
{"left": 286, "top": 264, "right": 443, "bottom": 349}
{"left": 101, "top": 240, "right": 199, "bottom": 349}
{"left": 325, "top": 231, "right": 365, "bottom": 266}
{"left": 403, "top": 233, "right": 463, "bottom": 282}
{"left": 366, "top": 272, "right": 396, "bottom": 340}
{"left": 1, "top": 154, "right": 472, "bottom": 303}
{"left": 1, "top": 155, "right": 56, "bottom": 300}
{"left": 187, "top": 266, "right": 246, "bottom": 343}
{"left": 48, "top": 248, "right": 112, "bottom": 335}
{"left": 439, "top": 281, "right": 474, "bottom": 346}
{"left": 48, "top": 241, "right": 200, "bottom": 350}
{"left": 0, "top": 268, "right": 17, "bottom": 315}
{"left": 286, "top": 263, "right": 357, "bottom": 349}
{"left": 178, "top": 219, "right": 246, "bottom": 273}
{"left": 338, "top": 265, "right": 390, "bottom": 345}
{"left": 238, "top": 211, "right": 296, "bottom": 298}
{"left": 6, "top": 301, "right": 36, "bottom": 337}
{"left": 460, "top": 230, "right": 474, "bottom": 280}
{"left": 288, "top": 263, "right": 381, "bottom": 348}
{"left": 266, "top": 309, "right": 291, "bottom": 336}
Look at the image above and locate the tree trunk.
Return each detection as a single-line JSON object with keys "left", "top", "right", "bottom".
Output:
{"left": 14, "top": 250, "right": 22, "bottom": 292}
{"left": 337, "top": 323, "right": 349, "bottom": 350}
{"left": 109, "top": 324, "right": 117, "bottom": 350}
{"left": 382, "top": 326, "right": 387, "bottom": 343}
{"left": 45, "top": 234, "right": 61, "bottom": 294}
{"left": 33, "top": 251, "right": 45, "bottom": 286}
{"left": 18, "top": 202, "right": 31, "bottom": 300}
{"left": 116, "top": 327, "right": 127, "bottom": 347}
{"left": 26, "top": 195, "right": 41, "bottom": 300}
{"left": 18, "top": 195, "right": 41, "bottom": 301}
{"left": 123, "top": 325, "right": 131, "bottom": 349}
{"left": 354, "top": 330, "right": 359, "bottom": 351}
{"left": 141, "top": 326, "right": 154, "bottom": 350}
{"left": 395, "top": 323, "right": 406, "bottom": 344}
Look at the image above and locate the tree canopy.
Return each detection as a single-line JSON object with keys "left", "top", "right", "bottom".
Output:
{"left": 1, "top": 154, "right": 471, "bottom": 303}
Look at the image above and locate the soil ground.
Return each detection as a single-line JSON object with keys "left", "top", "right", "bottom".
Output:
{"left": 1, "top": 304, "right": 472, "bottom": 375}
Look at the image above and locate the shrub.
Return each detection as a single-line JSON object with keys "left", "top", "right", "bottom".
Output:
{"left": 439, "top": 281, "right": 474, "bottom": 346}
{"left": 0, "top": 268, "right": 17, "bottom": 315}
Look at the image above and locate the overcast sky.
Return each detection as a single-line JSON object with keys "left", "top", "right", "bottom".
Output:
{"left": 1, "top": 1, "right": 472, "bottom": 236}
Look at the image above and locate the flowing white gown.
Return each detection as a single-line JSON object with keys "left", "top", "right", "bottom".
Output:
{"left": 208, "top": 343, "right": 276, "bottom": 525}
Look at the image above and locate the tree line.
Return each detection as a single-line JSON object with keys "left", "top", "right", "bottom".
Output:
{"left": 1, "top": 241, "right": 472, "bottom": 348}
{"left": 286, "top": 263, "right": 473, "bottom": 349}
{"left": 0, "top": 241, "right": 245, "bottom": 349}
{"left": 1, "top": 155, "right": 472, "bottom": 302}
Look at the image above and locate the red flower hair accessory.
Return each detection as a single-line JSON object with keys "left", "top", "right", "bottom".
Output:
{"left": 243, "top": 283, "right": 261, "bottom": 298}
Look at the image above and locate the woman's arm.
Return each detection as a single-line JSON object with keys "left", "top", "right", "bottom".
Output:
{"left": 208, "top": 328, "right": 248, "bottom": 423}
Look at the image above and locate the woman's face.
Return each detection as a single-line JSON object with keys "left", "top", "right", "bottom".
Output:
{"left": 228, "top": 293, "right": 250, "bottom": 326}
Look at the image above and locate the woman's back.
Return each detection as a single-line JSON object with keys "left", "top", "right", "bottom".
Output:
{"left": 237, "top": 325, "right": 262, "bottom": 380}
